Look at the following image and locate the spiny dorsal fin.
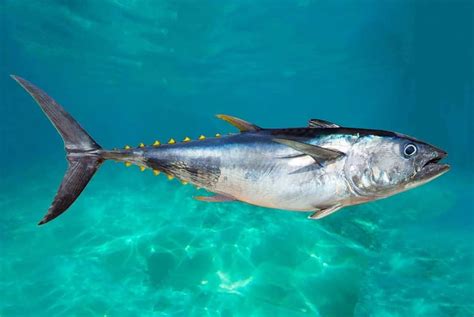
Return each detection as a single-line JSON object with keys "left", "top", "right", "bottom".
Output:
{"left": 308, "top": 119, "right": 340, "bottom": 128}
{"left": 216, "top": 114, "right": 261, "bottom": 132}
{"left": 273, "top": 138, "right": 345, "bottom": 166}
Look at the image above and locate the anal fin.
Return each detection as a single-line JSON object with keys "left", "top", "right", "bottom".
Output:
{"left": 308, "top": 204, "right": 343, "bottom": 219}
{"left": 194, "top": 194, "right": 236, "bottom": 202}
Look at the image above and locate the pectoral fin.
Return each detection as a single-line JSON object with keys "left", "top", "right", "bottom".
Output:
{"left": 273, "top": 138, "right": 345, "bottom": 166}
{"left": 216, "top": 114, "right": 261, "bottom": 132}
{"left": 308, "top": 118, "right": 340, "bottom": 128}
{"left": 194, "top": 194, "right": 236, "bottom": 202}
{"left": 308, "top": 204, "right": 343, "bottom": 219}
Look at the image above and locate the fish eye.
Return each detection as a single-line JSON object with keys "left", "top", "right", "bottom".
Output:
{"left": 403, "top": 143, "right": 417, "bottom": 157}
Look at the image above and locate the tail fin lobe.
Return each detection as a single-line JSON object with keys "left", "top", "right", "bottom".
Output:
{"left": 10, "top": 75, "right": 100, "bottom": 152}
{"left": 38, "top": 156, "right": 102, "bottom": 225}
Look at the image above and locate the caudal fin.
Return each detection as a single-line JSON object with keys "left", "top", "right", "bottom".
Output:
{"left": 11, "top": 75, "right": 103, "bottom": 225}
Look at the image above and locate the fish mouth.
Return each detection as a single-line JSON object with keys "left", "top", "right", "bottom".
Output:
{"left": 411, "top": 151, "right": 450, "bottom": 185}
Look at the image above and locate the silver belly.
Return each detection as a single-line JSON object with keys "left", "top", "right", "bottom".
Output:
{"left": 214, "top": 148, "right": 352, "bottom": 211}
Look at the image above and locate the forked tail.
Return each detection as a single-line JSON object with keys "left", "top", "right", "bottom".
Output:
{"left": 11, "top": 75, "right": 104, "bottom": 225}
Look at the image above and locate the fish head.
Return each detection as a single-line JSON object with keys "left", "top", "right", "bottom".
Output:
{"left": 345, "top": 133, "right": 449, "bottom": 198}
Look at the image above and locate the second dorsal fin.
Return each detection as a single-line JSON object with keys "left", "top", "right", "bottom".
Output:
{"left": 308, "top": 119, "right": 340, "bottom": 128}
{"left": 216, "top": 114, "right": 261, "bottom": 132}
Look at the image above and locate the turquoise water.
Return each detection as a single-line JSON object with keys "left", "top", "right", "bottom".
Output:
{"left": 1, "top": 1, "right": 473, "bottom": 316}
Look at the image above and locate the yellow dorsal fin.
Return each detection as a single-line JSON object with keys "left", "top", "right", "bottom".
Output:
{"left": 216, "top": 114, "right": 261, "bottom": 132}
{"left": 153, "top": 170, "right": 160, "bottom": 176}
{"left": 183, "top": 136, "right": 191, "bottom": 142}
{"left": 168, "top": 138, "right": 176, "bottom": 144}
{"left": 153, "top": 140, "right": 161, "bottom": 146}
{"left": 198, "top": 135, "right": 206, "bottom": 140}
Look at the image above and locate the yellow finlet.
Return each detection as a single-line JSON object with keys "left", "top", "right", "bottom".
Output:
{"left": 198, "top": 135, "right": 206, "bottom": 140}
{"left": 125, "top": 162, "right": 132, "bottom": 167}
{"left": 181, "top": 180, "right": 188, "bottom": 185}
{"left": 153, "top": 170, "right": 160, "bottom": 176}
{"left": 215, "top": 133, "right": 221, "bottom": 137}
{"left": 183, "top": 136, "right": 191, "bottom": 142}
{"left": 139, "top": 166, "right": 146, "bottom": 172}
{"left": 124, "top": 145, "right": 131, "bottom": 150}
{"left": 139, "top": 143, "right": 145, "bottom": 148}
{"left": 153, "top": 140, "right": 161, "bottom": 146}
{"left": 168, "top": 138, "right": 176, "bottom": 144}
{"left": 167, "top": 174, "right": 174, "bottom": 180}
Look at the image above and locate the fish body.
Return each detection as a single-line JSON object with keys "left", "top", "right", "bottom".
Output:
{"left": 11, "top": 75, "right": 450, "bottom": 225}
{"left": 131, "top": 131, "right": 353, "bottom": 211}
{"left": 129, "top": 127, "right": 447, "bottom": 213}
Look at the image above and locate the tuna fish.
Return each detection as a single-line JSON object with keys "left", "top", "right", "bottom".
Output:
{"left": 11, "top": 75, "right": 450, "bottom": 225}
